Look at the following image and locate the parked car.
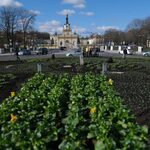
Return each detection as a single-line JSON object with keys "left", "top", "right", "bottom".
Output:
{"left": 60, "top": 46, "right": 67, "bottom": 50}
{"left": 18, "top": 49, "right": 31, "bottom": 55}
{"left": 35, "top": 48, "right": 48, "bottom": 55}
{"left": 143, "top": 51, "right": 150, "bottom": 57}
{"left": 66, "top": 49, "right": 83, "bottom": 57}
{"left": 118, "top": 49, "right": 133, "bottom": 55}
{"left": 91, "top": 48, "right": 101, "bottom": 57}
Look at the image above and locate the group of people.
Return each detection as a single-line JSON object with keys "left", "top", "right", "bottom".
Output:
{"left": 83, "top": 47, "right": 92, "bottom": 57}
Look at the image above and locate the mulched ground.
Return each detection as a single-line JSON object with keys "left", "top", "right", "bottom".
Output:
{"left": 108, "top": 71, "right": 150, "bottom": 120}
{"left": 108, "top": 71, "right": 150, "bottom": 147}
{"left": 0, "top": 73, "right": 33, "bottom": 103}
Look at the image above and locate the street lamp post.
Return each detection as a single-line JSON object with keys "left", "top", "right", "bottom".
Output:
{"left": 9, "top": 39, "right": 13, "bottom": 54}
{"left": 15, "top": 42, "right": 20, "bottom": 61}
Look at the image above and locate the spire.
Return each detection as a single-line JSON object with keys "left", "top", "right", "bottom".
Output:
{"left": 66, "top": 14, "right": 69, "bottom": 25}
{"left": 63, "top": 14, "right": 71, "bottom": 31}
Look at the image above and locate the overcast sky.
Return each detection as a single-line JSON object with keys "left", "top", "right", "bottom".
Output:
{"left": 0, "top": 0, "right": 150, "bottom": 35}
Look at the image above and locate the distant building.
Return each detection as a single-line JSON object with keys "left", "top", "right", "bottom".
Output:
{"left": 79, "top": 34, "right": 104, "bottom": 51}
{"left": 50, "top": 14, "right": 78, "bottom": 49}
{"left": 80, "top": 37, "right": 89, "bottom": 45}
{"left": 88, "top": 34, "right": 104, "bottom": 45}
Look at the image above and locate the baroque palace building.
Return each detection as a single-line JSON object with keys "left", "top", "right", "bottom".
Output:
{"left": 50, "top": 15, "right": 79, "bottom": 49}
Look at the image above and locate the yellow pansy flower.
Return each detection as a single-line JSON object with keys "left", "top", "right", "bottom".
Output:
{"left": 90, "top": 107, "right": 96, "bottom": 114}
{"left": 108, "top": 79, "right": 113, "bottom": 85}
{"left": 11, "top": 92, "right": 15, "bottom": 97}
{"left": 10, "top": 114, "right": 17, "bottom": 123}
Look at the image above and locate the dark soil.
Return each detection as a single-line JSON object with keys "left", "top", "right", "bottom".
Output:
{"left": 107, "top": 71, "right": 150, "bottom": 125}
{"left": 0, "top": 73, "right": 33, "bottom": 103}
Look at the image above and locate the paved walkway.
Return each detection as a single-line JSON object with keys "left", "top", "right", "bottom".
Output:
{"left": 0, "top": 53, "right": 15, "bottom": 56}
{"left": 0, "top": 50, "right": 143, "bottom": 57}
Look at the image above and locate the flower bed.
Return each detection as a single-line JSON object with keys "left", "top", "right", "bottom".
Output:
{"left": 0, "top": 73, "right": 148, "bottom": 149}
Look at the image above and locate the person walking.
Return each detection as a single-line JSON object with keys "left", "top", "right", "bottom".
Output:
{"left": 16, "top": 46, "right": 20, "bottom": 61}
{"left": 123, "top": 48, "right": 127, "bottom": 59}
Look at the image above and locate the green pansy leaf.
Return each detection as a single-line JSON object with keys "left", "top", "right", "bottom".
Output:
{"left": 142, "top": 125, "right": 148, "bottom": 134}
{"left": 95, "top": 140, "right": 105, "bottom": 150}
{"left": 36, "top": 132, "right": 41, "bottom": 138}
{"left": 87, "top": 132, "right": 95, "bottom": 139}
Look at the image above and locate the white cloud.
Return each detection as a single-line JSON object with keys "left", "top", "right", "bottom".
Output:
{"left": 57, "top": 9, "right": 75, "bottom": 16}
{"left": 62, "top": 0, "right": 85, "bottom": 8}
{"left": 0, "top": 0, "right": 23, "bottom": 7}
{"left": 38, "top": 20, "right": 88, "bottom": 36}
{"left": 38, "top": 20, "right": 63, "bottom": 34}
{"left": 96, "top": 26, "right": 120, "bottom": 33}
{"left": 74, "top": 3, "right": 85, "bottom": 8}
{"left": 75, "top": 27, "right": 86, "bottom": 33}
{"left": 29, "top": 10, "right": 41, "bottom": 15}
{"left": 73, "top": 26, "right": 88, "bottom": 35}
{"left": 81, "top": 11, "right": 94, "bottom": 16}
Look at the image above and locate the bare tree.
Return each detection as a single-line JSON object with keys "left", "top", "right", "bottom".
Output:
{"left": 19, "top": 9, "right": 36, "bottom": 48}
{"left": 0, "top": 31, "right": 7, "bottom": 48}
{"left": 0, "top": 6, "right": 19, "bottom": 49}
{"left": 125, "top": 29, "right": 139, "bottom": 45}
{"left": 126, "top": 17, "right": 150, "bottom": 46}
{"left": 126, "top": 19, "right": 143, "bottom": 31}
{"left": 104, "top": 29, "right": 126, "bottom": 45}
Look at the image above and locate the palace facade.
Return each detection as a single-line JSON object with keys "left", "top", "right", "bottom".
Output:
{"left": 50, "top": 15, "right": 79, "bottom": 49}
